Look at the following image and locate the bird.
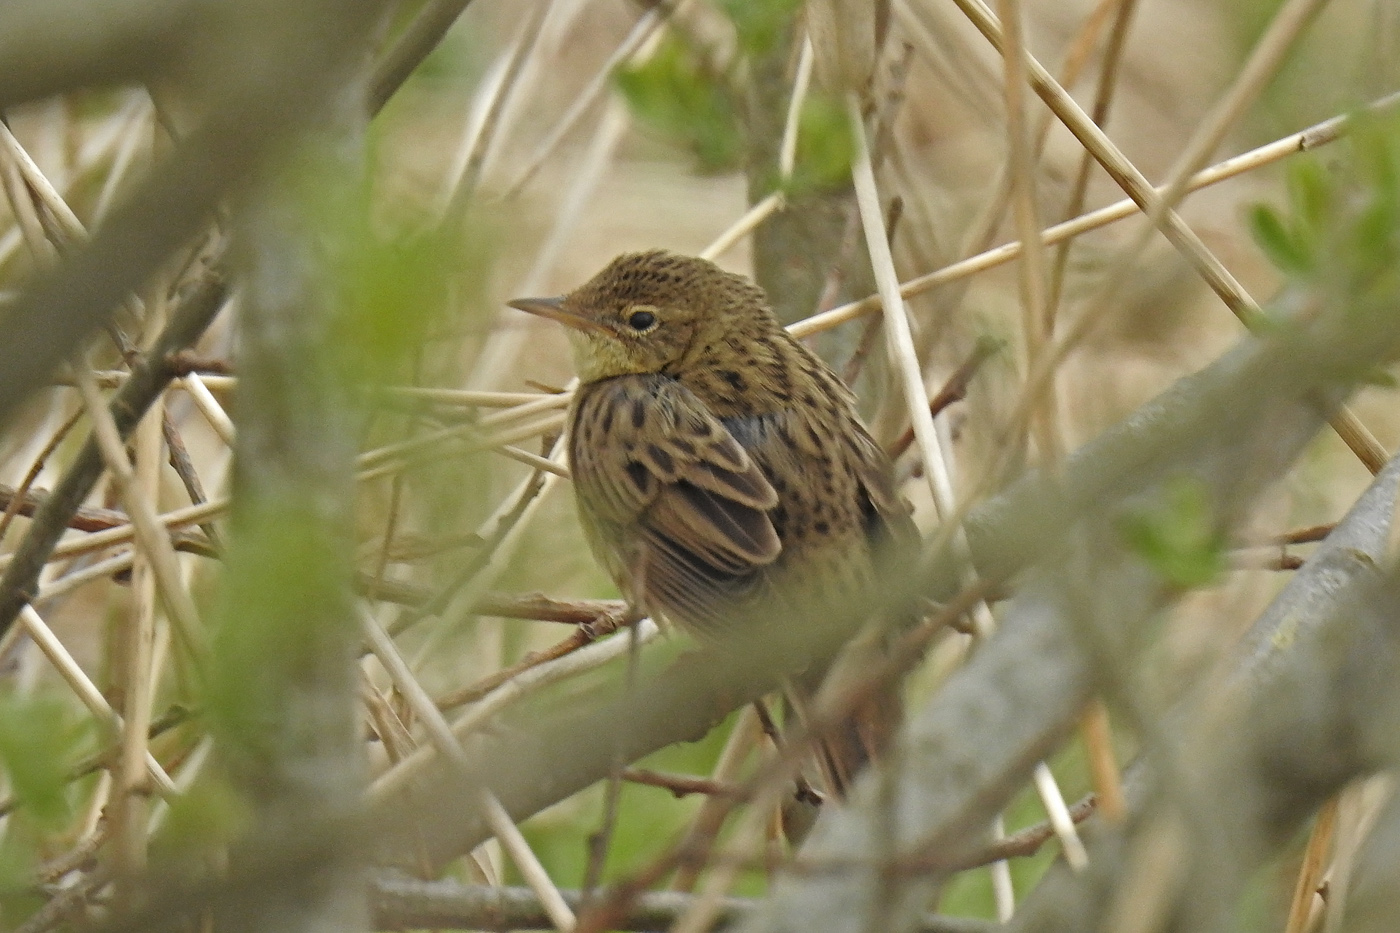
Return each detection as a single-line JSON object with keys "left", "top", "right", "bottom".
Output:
{"left": 510, "top": 249, "right": 915, "bottom": 797}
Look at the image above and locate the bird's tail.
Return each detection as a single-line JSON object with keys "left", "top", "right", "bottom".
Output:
{"left": 778, "top": 621, "right": 905, "bottom": 843}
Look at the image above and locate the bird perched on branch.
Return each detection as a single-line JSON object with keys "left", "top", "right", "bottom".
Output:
{"left": 510, "top": 250, "right": 914, "bottom": 797}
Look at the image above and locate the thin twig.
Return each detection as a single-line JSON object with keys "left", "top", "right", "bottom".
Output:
{"left": 0, "top": 407, "right": 84, "bottom": 547}
{"left": 434, "top": 613, "right": 628, "bottom": 712}
{"left": 621, "top": 769, "right": 745, "bottom": 800}
{"left": 162, "top": 410, "right": 221, "bottom": 550}
{"left": 887, "top": 337, "right": 999, "bottom": 459}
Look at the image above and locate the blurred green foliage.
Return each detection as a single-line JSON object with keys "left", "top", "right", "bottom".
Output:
{"left": 303, "top": 141, "right": 487, "bottom": 393}
{"left": 715, "top": 0, "right": 803, "bottom": 56}
{"left": 1223, "top": 0, "right": 1376, "bottom": 141}
{"left": 151, "top": 775, "right": 252, "bottom": 865}
{"left": 1120, "top": 476, "right": 1225, "bottom": 589}
{"left": 207, "top": 131, "right": 490, "bottom": 789}
{"left": 615, "top": 0, "right": 852, "bottom": 190}
{"left": 1249, "top": 112, "right": 1400, "bottom": 315}
{"left": 617, "top": 37, "right": 743, "bottom": 174}
{"left": 0, "top": 692, "right": 95, "bottom": 920}
{"left": 207, "top": 511, "right": 350, "bottom": 758}
{"left": 0, "top": 692, "right": 90, "bottom": 828}
{"left": 785, "top": 94, "right": 856, "bottom": 195}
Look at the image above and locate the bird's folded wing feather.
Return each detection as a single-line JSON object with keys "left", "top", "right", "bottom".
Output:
{"left": 570, "top": 375, "right": 782, "bottom": 616}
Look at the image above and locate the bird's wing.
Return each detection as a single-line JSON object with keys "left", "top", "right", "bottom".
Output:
{"left": 569, "top": 375, "right": 782, "bottom": 620}
{"left": 845, "top": 425, "right": 918, "bottom": 546}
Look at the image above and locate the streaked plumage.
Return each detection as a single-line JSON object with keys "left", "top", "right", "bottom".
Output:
{"left": 511, "top": 250, "right": 913, "bottom": 791}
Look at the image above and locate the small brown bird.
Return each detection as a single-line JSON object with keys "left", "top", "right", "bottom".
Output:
{"left": 510, "top": 250, "right": 913, "bottom": 792}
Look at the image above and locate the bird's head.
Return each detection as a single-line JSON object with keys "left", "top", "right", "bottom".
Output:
{"left": 509, "top": 250, "right": 774, "bottom": 383}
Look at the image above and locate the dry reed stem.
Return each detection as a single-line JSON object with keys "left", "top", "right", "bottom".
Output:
{"left": 790, "top": 89, "right": 1400, "bottom": 340}
{"left": 145, "top": 737, "right": 213, "bottom": 838}
{"left": 73, "top": 365, "right": 206, "bottom": 666}
{"left": 110, "top": 309, "right": 167, "bottom": 882}
{"left": 855, "top": 66, "right": 1037, "bottom": 917}
{"left": 0, "top": 409, "right": 86, "bottom": 548}
{"left": 0, "top": 146, "right": 52, "bottom": 262}
{"left": 433, "top": 618, "right": 622, "bottom": 712}
{"left": 362, "top": 607, "right": 577, "bottom": 931}
{"left": 1031, "top": 762, "right": 1088, "bottom": 871}
{"left": 1, "top": 110, "right": 210, "bottom": 860}
{"left": 369, "top": 618, "right": 660, "bottom": 801}
{"left": 435, "top": 33, "right": 523, "bottom": 212}
{"left": 995, "top": 0, "right": 1057, "bottom": 467}
{"left": 1045, "top": 0, "right": 1139, "bottom": 825}
{"left": 499, "top": 445, "right": 572, "bottom": 477}
{"left": 0, "top": 498, "right": 225, "bottom": 572}
{"left": 950, "top": 0, "right": 1388, "bottom": 477}
{"left": 848, "top": 94, "right": 948, "bottom": 510}
{"left": 92, "top": 373, "right": 559, "bottom": 409}
{"left": 892, "top": 0, "right": 1115, "bottom": 355}
{"left": 34, "top": 552, "right": 145, "bottom": 603}
{"left": 0, "top": 94, "right": 146, "bottom": 272}
{"left": 180, "top": 373, "right": 235, "bottom": 444}
{"left": 855, "top": 63, "right": 1091, "bottom": 888}
{"left": 476, "top": 392, "right": 571, "bottom": 427}
{"left": 1158, "top": 0, "right": 1330, "bottom": 218}
{"left": 89, "top": 98, "right": 152, "bottom": 227}
{"left": 700, "top": 192, "right": 785, "bottom": 262}
{"left": 1311, "top": 775, "right": 1395, "bottom": 933}
{"left": 864, "top": 25, "right": 1086, "bottom": 886}
{"left": 779, "top": 37, "right": 815, "bottom": 181}
{"left": 503, "top": 1, "right": 676, "bottom": 198}
{"left": 469, "top": 101, "right": 628, "bottom": 390}
{"left": 1284, "top": 797, "right": 1338, "bottom": 933}
{"left": 1081, "top": 700, "right": 1127, "bottom": 821}
{"left": 438, "top": 1, "right": 552, "bottom": 213}
{"left": 0, "top": 120, "right": 86, "bottom": 243}
{"left": 1046, "top": 0, "right": 1139, "bottom": 319}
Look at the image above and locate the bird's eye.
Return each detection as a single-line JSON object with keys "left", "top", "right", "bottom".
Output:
{"left": 627, "top": 309, "right": 657, "bottom": 331}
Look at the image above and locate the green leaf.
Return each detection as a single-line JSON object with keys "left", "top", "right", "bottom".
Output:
{"left": 1120, "top": 476, "right": 1225, "bottom": 589}
{"left": 0, "top": 694, "right": 87, "bottom": 827}
{"left": 152, "top": 776, "right": 252, "bottom": 861}
{"left": 615, "top": 38, "right": 741, "bottom": 174}
{"left": 1247, "top": 203, "right": 1311, "bottom": 274}
{"left": 714, "top": 0, "right": 802, "bottom": 55}
{"left": 1286, "top": 157, "right": 1332, "bottom": 233}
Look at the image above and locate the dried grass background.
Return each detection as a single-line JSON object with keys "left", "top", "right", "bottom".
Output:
{"left": 0, "top": 0, "right": 1398, "bottom": 931}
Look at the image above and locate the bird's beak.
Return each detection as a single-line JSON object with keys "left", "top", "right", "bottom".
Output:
{"left": 508, "top": 296, "right": 610, "bottom": 336}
